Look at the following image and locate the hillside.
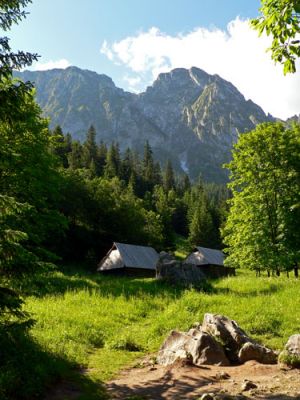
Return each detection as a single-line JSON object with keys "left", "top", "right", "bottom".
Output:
{"left": 16, "top": 67, "right": 274, "bottom": 182}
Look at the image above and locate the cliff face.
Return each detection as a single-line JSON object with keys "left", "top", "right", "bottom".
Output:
{"left": 16, "top": 66, "right": 274, "bottom": 182}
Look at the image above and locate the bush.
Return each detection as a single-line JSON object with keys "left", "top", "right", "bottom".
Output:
{"left": 278, "top": 351, "right": 300, "bottom": 368}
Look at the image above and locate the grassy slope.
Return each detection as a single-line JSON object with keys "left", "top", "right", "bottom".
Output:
{"left": 20, "top": 266, "right": 300, "bottom": 398}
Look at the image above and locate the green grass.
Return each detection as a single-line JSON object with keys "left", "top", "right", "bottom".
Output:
{"left": 6, "top": 266, "right": 300, "bottom": 399}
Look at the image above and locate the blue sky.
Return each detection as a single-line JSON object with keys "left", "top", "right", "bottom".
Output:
{"left": 9, "top": 0, "right": 300, "bottom": 118}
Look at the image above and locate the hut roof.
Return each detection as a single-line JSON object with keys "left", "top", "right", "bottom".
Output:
{"left": 184, "top": 246, "right": 224, "bottom": 266}
{"left": 98, "top": 242, "right": 159, "bottom": 271}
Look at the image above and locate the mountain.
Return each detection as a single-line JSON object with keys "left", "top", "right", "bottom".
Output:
{"left": 15, "top": 66, "right": 274, "bottom": 182}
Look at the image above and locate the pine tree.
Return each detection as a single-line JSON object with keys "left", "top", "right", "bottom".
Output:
{"left": 177, "top": 173, "right": 191, "bottom": 196}
{"left": 188, "top": 200, "right": 215, "bottom": 247}
{"left": 0, "top": 0, "right": 41, "bottom": 338}
{"left": 97, "top": 141, "right": 107, "bottom": 176}
{"left": 104, "top": 142, "right": 120, "bottom": 178}
{"left": 154, "top": 161, "right": 162, "bottom": 185}
{"left": 68, "top": 141, "right": 83, "bottom": 170}
{"left": 82, "top": 125, "right": 98, "bottom": 169}
{"left": 142, "top": 141, "right": 155, "bottom": 191}
{"left": 51, "top": 125, "right": 70, "bottom": 168}
{"left": 163, "top": 159, "right": 176, "bottom": 192}
{"left": 120, "top": 147, "right": 134, "bottom": 183}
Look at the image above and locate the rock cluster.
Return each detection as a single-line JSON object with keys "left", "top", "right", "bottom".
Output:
{"left": 156, "top": 251, "right": 205, "bottom": 288}
{"left": 157, "top": 313, "right": 277, "bottom": 367}
{"left": 202, "top": 313, "right": 277, "bottom": 364}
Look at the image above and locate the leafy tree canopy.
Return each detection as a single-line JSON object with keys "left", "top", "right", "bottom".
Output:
{"left": 222, "top": 122, "right": 300, "bottom": 273}
{"left": 251, "top": 0, "right": 300, "bottom": 74}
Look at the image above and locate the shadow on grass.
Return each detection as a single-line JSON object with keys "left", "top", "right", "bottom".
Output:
{"left": 213, "top": 283, "right": 283, "bottom": 297}
{"left": 13, "top": 264, "right": 189, "bottom": 299}
{"left": 0, "top": 329, "right": 108, "bottom": 400}
{"left": 12, "top": 264, "right": 286, "bottom": 301}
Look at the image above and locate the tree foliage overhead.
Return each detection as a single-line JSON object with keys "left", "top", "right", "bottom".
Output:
{"left": 251, "top": 0, "right": 300, "bottom": 74}
{"left": 222, "top": 122, "right": 300, "bottom": 273}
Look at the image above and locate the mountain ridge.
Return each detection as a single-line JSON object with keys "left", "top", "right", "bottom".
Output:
{"left": 15, "top": 66, "right": 274, "bottom": 182}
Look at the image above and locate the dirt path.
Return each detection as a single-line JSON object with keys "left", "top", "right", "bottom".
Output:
{"left": 106, "top": 359, "right": 300, "bottom": 400}
{"left": 44, "top": 358, "right": 300, "bottom": 400}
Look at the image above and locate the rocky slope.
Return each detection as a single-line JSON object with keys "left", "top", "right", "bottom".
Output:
{"left": 16, "top": 66, "right": 274, "bottom": 182}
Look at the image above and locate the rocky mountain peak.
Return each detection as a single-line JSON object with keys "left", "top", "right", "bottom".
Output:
{"left": 15, "top": 66, "right": 274, "bottom": 182}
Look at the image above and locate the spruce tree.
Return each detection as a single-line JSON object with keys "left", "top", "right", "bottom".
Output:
{"left": 142, "top": 141, "right": 155, "bottom": 191}
{"left": 82, "top": 125, "right": 98, "bottom": 169}
{"left": 188, "top": 200, "right": 215, "bottom": 247}
{"left": 104, "top": 142, "right": 120, "bottom": 178}
{"left": 68, "top": 141, "right": 83, "bottom": 170}
{"left": 163, "top": 159, "right": 176, "bottom": 192}
{"left": 120, "top": 147, "right": 134, "bottom": 183}
{"left": 0, "top": 0, "right": 44, "bottom": 339}
{"left": 97, "top": 141, "right": 108, "bottom": 176}
{"left": 51, "top": 125, "right": 70, "bottom": 167}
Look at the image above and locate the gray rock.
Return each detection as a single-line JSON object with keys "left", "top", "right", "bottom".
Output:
{"left": 156, "top": 330, "right": 190, "bottom": 365}
{"left": 279, "top": 334, "right": 300, "bottom": 367}
{"left": 202, "top": 313, "right": 276, "bottom": 364}
{"left": 156, "top": 252, "right": 205, "bottom": 288}
{"left": 202, "top": 314, "right": 250, "bottom": 362}
{"left": 238, "top": 341, "right": 277, "bottom": 364}
{"left": 241, "top": 380, "right": 257, "bottom": 391}
{"left": 157, "top": 328, "right": 230, "bottom": 367}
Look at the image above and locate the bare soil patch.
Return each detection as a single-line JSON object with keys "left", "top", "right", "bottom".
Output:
{"left": 106, "top": 358, "right": 300, "bottom": 400}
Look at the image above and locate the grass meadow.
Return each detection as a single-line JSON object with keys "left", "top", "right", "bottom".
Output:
{"left": 5, "top": 266, "right": 300, "bottom": 399}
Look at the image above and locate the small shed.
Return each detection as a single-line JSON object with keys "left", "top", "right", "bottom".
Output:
{"left": 97, "top": 242, "right": 159, "bottom": 276}
{"left": 184, "top": 246, "right": 235, "bottom": 278}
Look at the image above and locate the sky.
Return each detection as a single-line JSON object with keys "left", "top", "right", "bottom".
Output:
{"left": 9, "top": 0, "right": 300, "bottom": 119}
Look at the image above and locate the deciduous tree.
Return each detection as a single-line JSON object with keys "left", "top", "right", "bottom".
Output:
{"left": 251, "top": 0, "right": 300, "bottom": 74}
{"left": 222, "top": 122, "right": 300, "bottom": 275}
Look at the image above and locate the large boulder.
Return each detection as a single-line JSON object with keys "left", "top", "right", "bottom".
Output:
{"left": 279, "top": 334, "right": 300, "bottom": 367}
{"left": 157, "top": 328, "right": 230, "bottom": 366}
{"left": 156, "top": 252, "right": 205, "bottom": 288}
{"left": 202, "top": 313, "right": 277, "bottom": 364}
{"left": 238, "top": 342, "right": 277, "bottom": 364}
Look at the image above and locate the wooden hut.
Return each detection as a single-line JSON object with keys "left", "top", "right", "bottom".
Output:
{"left": 97, "top": 242, "right": 159, "bottom": 276}
{"left": 184, "top": 246, "right": 235, "bottom": 278}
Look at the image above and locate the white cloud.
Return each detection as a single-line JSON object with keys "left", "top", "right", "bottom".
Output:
{"left": 123, "top": 75, "right": 142, "bottom": 93}
{"left": 33, "top": 58, "right": 71, "bottom": 71}
{"left": 100, "top": 19, "right": 300, "bottom": 119}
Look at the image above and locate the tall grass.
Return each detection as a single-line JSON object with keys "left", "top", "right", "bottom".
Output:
{"left": 6, "top": 266, "right": 300, "bottom": 398}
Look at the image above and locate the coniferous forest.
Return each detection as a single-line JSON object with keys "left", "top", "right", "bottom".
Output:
{"left": 49, "top": 124, "right": 230, "bottom": 258}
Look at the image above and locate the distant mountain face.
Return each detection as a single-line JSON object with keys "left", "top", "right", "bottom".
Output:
{"left": 16, "top": 66, "right": 274, "bottom": 182}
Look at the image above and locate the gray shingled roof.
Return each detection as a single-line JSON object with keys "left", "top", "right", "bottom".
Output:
{"left": 184, "top": 246, "right": 224, "bottom": 266}
{"left": 98, "top": 242, "right": 159, "bottom": 271}
{"left": 115, "top": 242, "right": 159, "bottom": 270}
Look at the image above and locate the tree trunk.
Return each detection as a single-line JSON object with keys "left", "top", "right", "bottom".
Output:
{"left": 267, "top": 270, "right": 270, "bottom": 277}
{"left": 294, "top": 267, "right": 299, "bottom": 278}
{"left": 276, "top": 269, "right": 280, "bottom": 277}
